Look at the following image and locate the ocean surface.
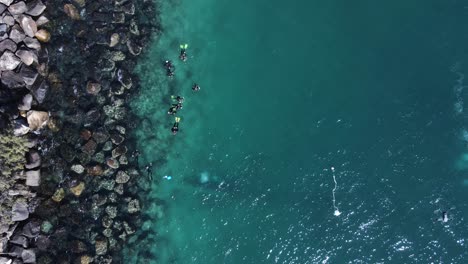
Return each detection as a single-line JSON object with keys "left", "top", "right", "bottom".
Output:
{"left": 127, "top": 0, "right": 468, "bottom": 263}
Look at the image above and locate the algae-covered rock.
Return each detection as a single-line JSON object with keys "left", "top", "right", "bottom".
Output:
{"left": 0, "top": 133, "right": 28, "bottom": 177}
{"left": 51, "top": 188, "right": 65, "bottom": 202}
{"left": 70, "top": 182, "right": 85, "bottom": 196}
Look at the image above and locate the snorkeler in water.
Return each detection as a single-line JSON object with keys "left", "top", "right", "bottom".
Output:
{"left": 164, "top": 60, "right": 174, "bottom": 70}
{"left": 167, "top": 105, "right": 178, "bottom": 115}
{"left": 179, "top": 44, "right": 188, "bottom": 61}
{"left": 171, "top": 95, "right": 184, "bottom": 104}
{"left": 171, "top": 117, "right": 180, "bottom": 135}
{"left": 145, "top": 162, "right": 153, "bottom": 180}
{"left": 192, "top": 83, "right": 200, "bottom": 91}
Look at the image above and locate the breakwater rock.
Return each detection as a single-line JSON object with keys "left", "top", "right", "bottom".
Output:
{"left": 0, "top": 0, "right": 159, "bottom": 262}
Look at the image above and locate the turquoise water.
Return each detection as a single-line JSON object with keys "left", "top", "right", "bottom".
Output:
{"left": 127, "top": 0, "right": 468, "bottom": 262}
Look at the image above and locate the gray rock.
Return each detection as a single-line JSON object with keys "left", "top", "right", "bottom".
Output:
{"left": 0, "top": 23, "right": 7, "bottom": 34}
{"left": 2, "top": 15, "right": 15, "bottom": 26}
{"left": 9, "top": 25, "right": 25, "bottom": 43}
{"left": 8, "top": 1, "right": 27, "bottom": 15}
{"left": 127, "top": 199, "right": 140, "bottom": 213}
{"left": 71, "top": 164, "right": 85, "bottom": 174}
{"left": 22, "top": 221, "right": 40, "bottom": 238}
{"left": 0, "top": 0, "right": 13, "bottom": 6}
{"left": 115, "top": 170, "right": 130, "bottom": 184}
{"left": 35, "top": 15, "right": 49, "bottom": 26}
{"left": 26, "top": 0, "right": 45, "bottom": 16}
{"left": 16, "top": 49, "right": 37, "bottom": 66}
{"left": 23, "top": 37, "right": 40, "bottom": 50}
{"left": 18, "top": 94, "right": 33, "bottom": 111}
{"left": 25, "top": 169, "right": 40, "bottom": 186}
{"left": 95, "top": 239, "right": 108, "bottom": 256}
{"left": 12, "top": 202, "right": 29, "bottom": 221}
{"left": 0, "top": 51, "right": 21, "bottom": 71}
{"left": 10, "top": 235, "right": 28, "bottom": 248}
{"left": 127, "top": 39, "right": 142, "bottom": 56}
{"left": 0, "top": 3, "right": 6, "bottom": 13}
{"left": 0, "top": 38, "right": 16, "bottom": 53}
{"left": 19, "top": 66, "right": 38, "bottom": 86}
{"left": 18, "top": 15, "right": 37, "bottom": 38}
{"left": 29, "top": 79, "right": 47, "bottom": 103}
{"left": 25, "top": 150, "right": 41, "bottom": 169}
{"left": 13, "top": 119, "right": 30, "bottom": 136}
{"left": 1, "top": 71, "right": 24, "bottom": 88}
{"left": 0, "top": 257, "right": 12, "bottom": 264}
{"left": 21, "top": 249, "right": 35, "bottom": 263}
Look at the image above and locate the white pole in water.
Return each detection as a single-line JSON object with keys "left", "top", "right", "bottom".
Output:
{"left": 331, "top": 167, "right": 341, "bottom": 216}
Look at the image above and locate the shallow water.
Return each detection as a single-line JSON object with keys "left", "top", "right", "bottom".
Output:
{"left": 127, "top": 0, "right": 468, "bottom": 262}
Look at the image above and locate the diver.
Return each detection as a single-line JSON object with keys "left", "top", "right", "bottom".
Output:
{"left": 171, "top": 95, "right": 184, "bottom": 104}
{"left": 167, "top": 104, "right": 178, "bottom": 115}
{"left": 164, "top": 60, "right": 174, "bottom": 70}
{"left": 131, "top": 149, "right": 141, "bottom": 163}
{"left": 166, "top": 68, "right": 174, "bottom": 78}
{"left": 192, "top": 83, "right": 200, "bottom": 91}
{"left": 179, "top": 44, "right": 188, "bottom": 61}
{"left": 145, "top": 162, "right": 153, "bottom": 180}
{"left": 171, "top": 117, "right": 180, "bottom": 135}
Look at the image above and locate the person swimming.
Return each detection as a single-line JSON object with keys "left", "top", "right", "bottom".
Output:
{"left": 145, "top": 162, "right": 153, "bottom": 180}
{"left": 179, "top": 44, "right": 188, "bottom": 61}
{"left": 166, "top": 68, "right": 174, "bottom": 78}
{"left": 131, "top": 149, "right": 141, "bottom": 163}
{"left": 163, "top": 175, "right": 172, "bottom": 180}
{"left": 164, "top": 60, "right": 174, "bottom": 70}
{"left": 171, "top": 95, "right": 184, "bottom": 104}
{"left": 442, "top": 211, "right": 448, "bottom": 223}
{"left": 171, "top": 117, "right": 180, "bottom": 135}
{"left": 192, "top": 83, "right": 200, "bottom": 91}
{"left": 167, "top": 105, "right": 178, "bottom": 115}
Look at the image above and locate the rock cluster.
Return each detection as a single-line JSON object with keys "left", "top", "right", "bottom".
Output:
{"left": 0, "top": 0, "right": 159, "bottom": 262}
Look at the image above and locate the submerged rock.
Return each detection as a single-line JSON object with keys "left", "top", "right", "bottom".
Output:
{"left": 109, "top": 33, "right": 119, "bottom": 47}
{"left": 26, "top": 0, "right": 46, "bottom": 16}
{"left": 86, "top": 81, "right": 101, "bottom": 95}
{"left": 64, "top": 4, "right": 80, "bottom": 20}
{"left": 52, "top": 188, "right": 65, "bottom": 202}
{"left": 106, "top": 158, "right": 119, "bottom": 169}
{"left": 127, "top": 199, "right": 140, "bottom": 214}
{"left": 87, "top": 165, "right": 103, "bottom": 176}
{"left": 115, "top": 170, "right": 129, "bottom": 184}
{"left": 95, "top": 238, "right": 107, "bottom": 255}
{"left": 21, "top": 249, "right": 36, "bottom": 263}
{"left": 71, "top": 164, "right": 85, "bottom": 174}
{"left": 70, "top": 182, "right": 85, "bottom": 196}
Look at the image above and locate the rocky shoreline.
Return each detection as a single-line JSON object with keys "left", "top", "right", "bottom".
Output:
{"left": 0, "top": 0, "right": 158, "bottom": 263}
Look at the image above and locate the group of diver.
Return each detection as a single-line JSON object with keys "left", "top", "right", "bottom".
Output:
{"left": 163, "top": 44, "right": 201, "bottom": 135}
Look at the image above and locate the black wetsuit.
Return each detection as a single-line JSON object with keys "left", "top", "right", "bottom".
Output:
{"left": 171, "top": 122, "right": 179, "bottom": 135}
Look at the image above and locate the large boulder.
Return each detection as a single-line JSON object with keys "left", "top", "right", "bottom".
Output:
{"left": 26, "top": 169, "right": 40, "bottom": 186}
{"left": 0, "top": 51, "right": 21, "bottom": 71}
{"left": 19, "top": 15, "right": 37, "bottom": 38}
{"left": 18, "top": 93, "right": 33, "bottom": 110}
{"left": 9, "top": 25, "right": 25, "bottom": 43}
{"left": 0, "top": 0, "right": 13, "bottom": 6}
{"left": 0, "top": 39, "right": 17, "bottom": 53}
{"left": 12, "top": 202, "right": 29, "bottom": 221}
{"left": 26, "top": 110, "right": 48, "bottom": 130}
{"left": 13, "top": 119, "right": 30, "bottom": 136}
{"left": 16, "top": 49, "right": 37, "bottom": 66}
{"left": 8, "top": 1, "right": 27, "bottom": 15}
{"left": 1, "top": 71, "right": 24, "bottom": 88}
{"left": 23, "top": 37, "right": 40, "bottom": 50}
{"left": 21, "top": 249, "right": 36, "bottom": 263}
{"left": 26, "top": 0, "right": 46, "bottom": 16}
{"left": 64, "top": 4, "right": 80, "bottom": 20}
